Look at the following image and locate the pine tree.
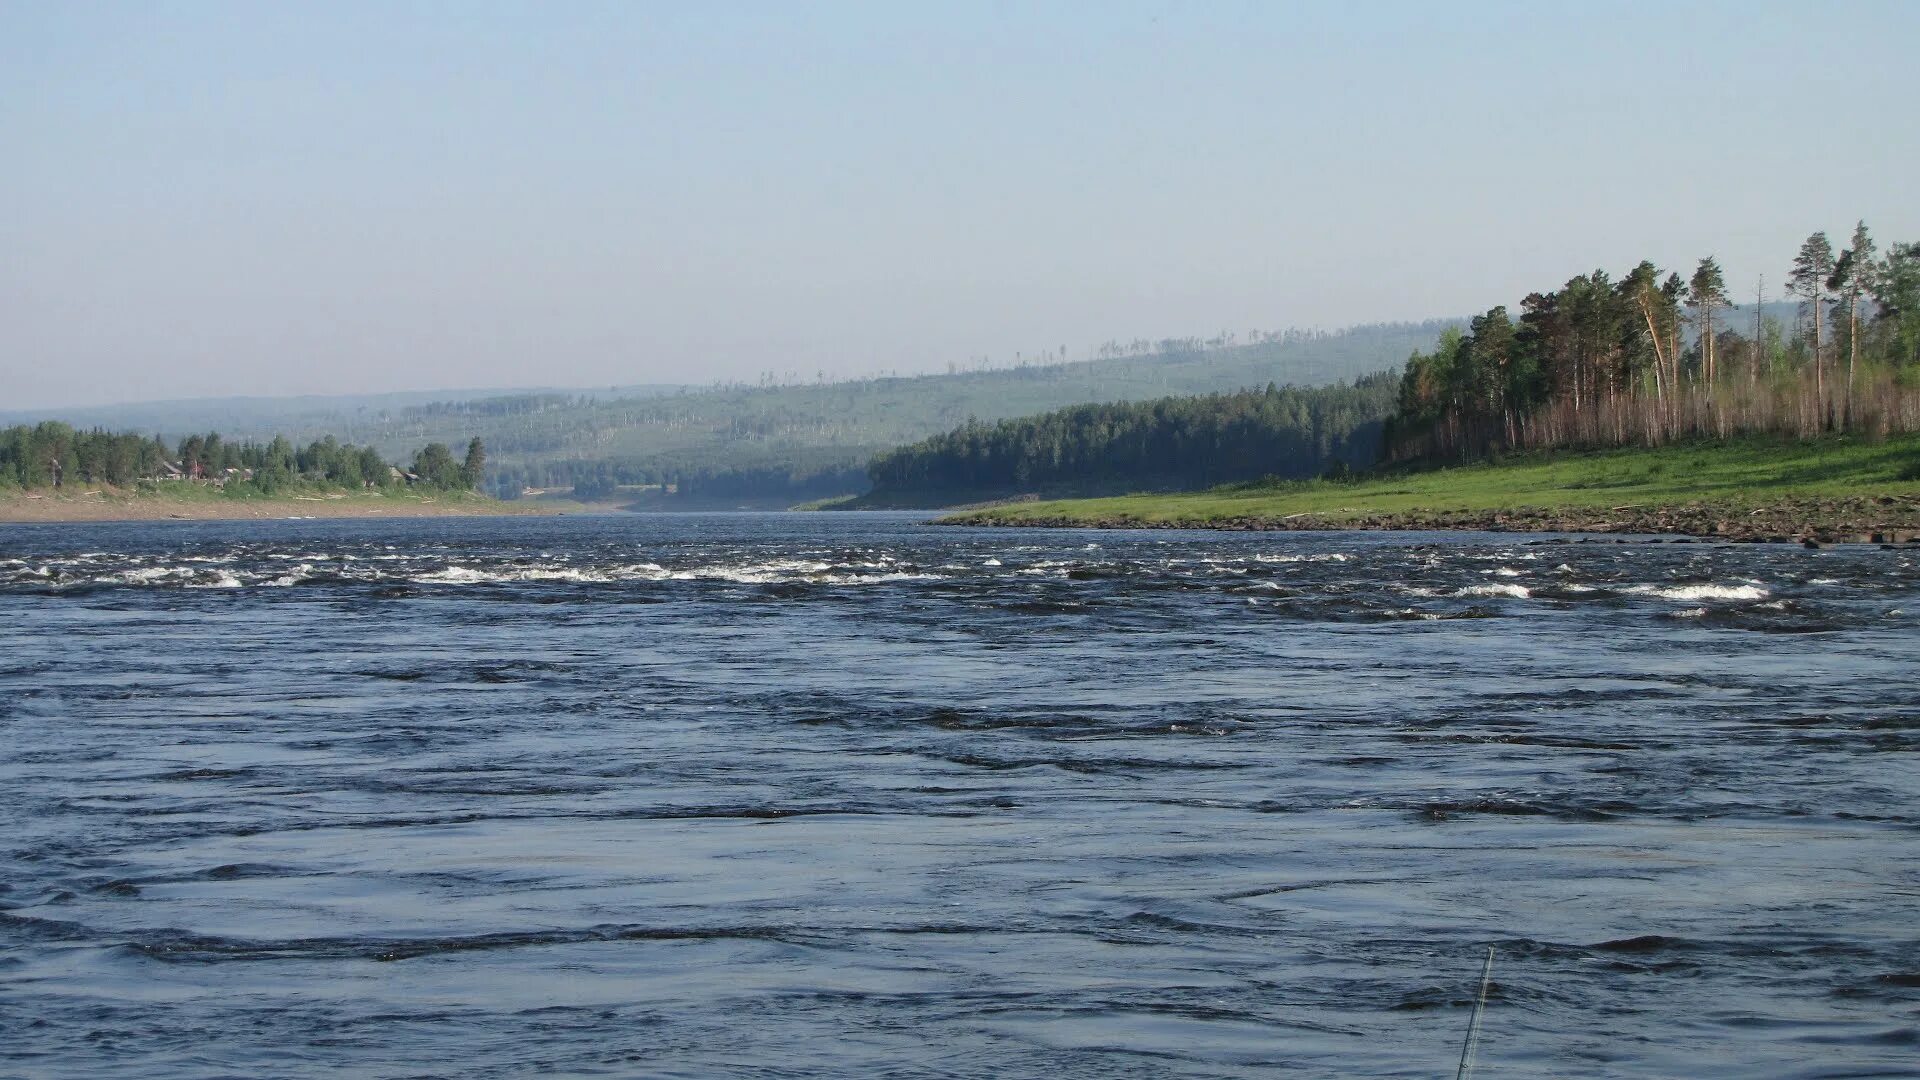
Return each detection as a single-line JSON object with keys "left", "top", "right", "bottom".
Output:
{"left": 461, "top": 437, "right": 486, "bottom": 490}
{"left": 1686, "top": 257, "right": 1729, "bottom": 383}
{"left": 1621, "top": 261, "right": 1677, "bottom": 419}
{"left": 1827, "top": 221, "right": 1876, "bottom": 403}
{"left": 1788, "top": 231, "right": 1835, "bottom": 417}
{"left": 1874, "top": 242, "right": 1920, "bottom": 366}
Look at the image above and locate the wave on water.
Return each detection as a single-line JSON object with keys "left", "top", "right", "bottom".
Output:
{"left": 1452, "top": 583, "right": 1531, "bottom": 599}
{"left": 1248, "top": 552, "right": 1354, "bottom": 564}
{"left": 408, "top": 564, "right": 664, "bottom": 585}
{"left": 404, "top": 560, "right": 951, "bottom": 587}
{"left": 1620, "top": 583, "right": 1769, "bottom": 602}
{"left": 1416, "top": 579, "right": 1773, "bottom": 604}
{"left": 89, "top": 566, "right": 246, "bottom": 589}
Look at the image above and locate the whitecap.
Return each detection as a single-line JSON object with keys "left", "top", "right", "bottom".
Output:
{"left": 1251, "top": 552, "right": 1352, "bottom": 564}
{"left": 262, "top": 563, "right": 315, "bottom": 587}
{"left": 97, "top": 566, "right": 190, "bottom": 586}
{"left": 1453, "top": 583, "right": 1530, "bottom": 599}
{"left": 1621, "top": 583, "right": 1767, "bottom": 602}
{"left": 411, "top": 566, "right": 496, "bottom": 584}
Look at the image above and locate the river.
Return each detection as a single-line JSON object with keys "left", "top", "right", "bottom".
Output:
{"left": 2, "top": 513, "right": 1915, "bottom": 1078}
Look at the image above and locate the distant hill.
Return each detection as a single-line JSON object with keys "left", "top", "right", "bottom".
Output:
{"left": 0, "top": 385, "right": 685, "bottom": 443}
{"left": 858, "top": 373, "right": 1401, "bottom": 508}
{"left": 8, "top": 321, "right": 1462, "bottom": 503}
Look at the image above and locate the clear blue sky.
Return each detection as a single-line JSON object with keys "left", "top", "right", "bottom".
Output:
{"left": 3, "top": 1, "right": 1916, "bottom": 408}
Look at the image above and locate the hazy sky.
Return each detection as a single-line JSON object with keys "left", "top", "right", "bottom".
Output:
{"left": 4, "top": 1, "right": 1917, "bottom": 408}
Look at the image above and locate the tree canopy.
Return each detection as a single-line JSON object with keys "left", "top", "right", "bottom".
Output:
{"left": 0, "top": 422, "right": 485, "bottom": 495}
{"left": 1384, "top": 221, "right": 1920, "bottom": 461}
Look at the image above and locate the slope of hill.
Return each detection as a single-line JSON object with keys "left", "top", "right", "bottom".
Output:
{"left": 0, "top": 386, "right": 685, "bottom": 449}
{"left": 7, "top": 321, "right": 1458, "bottom": 503}
{"left": 855, "top": 374, "right": 1399, "bottom": 507}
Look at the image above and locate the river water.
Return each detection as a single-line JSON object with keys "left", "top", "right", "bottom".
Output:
{"left": 1, "top": 513, "right": 1915, "bottom": 1078}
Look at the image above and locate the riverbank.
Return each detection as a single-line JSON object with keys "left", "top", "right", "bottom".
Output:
{"left": 0, "top": 485, "right": 553, "bottom": 523}
{"left": 939, "top": 435, "right": 1920, "bottom": 543}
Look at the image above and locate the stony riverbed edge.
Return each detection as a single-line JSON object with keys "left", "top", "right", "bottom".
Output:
{"left": 938, "top": 495, "right": 1920, "bottom": 545}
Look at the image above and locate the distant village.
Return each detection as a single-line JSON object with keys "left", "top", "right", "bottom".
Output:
{"left": 139, "top": 459, "right": 422, "bottom": 488}
{"left": 3, "top": 422, "right": 479, "bottom": 494}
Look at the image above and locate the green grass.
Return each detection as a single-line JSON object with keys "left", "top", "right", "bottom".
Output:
{"left": 944, "top": 433, "right": 1920, "bottom": 527}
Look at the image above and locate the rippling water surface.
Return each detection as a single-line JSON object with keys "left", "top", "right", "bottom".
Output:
{"left": 3, "top": 513, "right": 1917, "bottom": 1078}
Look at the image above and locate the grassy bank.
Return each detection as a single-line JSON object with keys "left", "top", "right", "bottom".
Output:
{"left": 939, "top": 434, "right": 1920, "bottom": 542}
{"left": 0, "top": 482, "right": 551, "bottom": 523}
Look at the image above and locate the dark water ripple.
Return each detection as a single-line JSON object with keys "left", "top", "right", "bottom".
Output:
{"left": 2, "top": 513, "right": 1917, "bottom": 1078}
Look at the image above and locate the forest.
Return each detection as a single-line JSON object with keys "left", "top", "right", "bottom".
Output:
{"left": 864, "top": 375, "right": 1398, "bottom": 501}
{"left": 1385, "top": 222, "right": 1920, "bottom": 462}
{"left": 0, "top": 421, "right": 486, "bottom": 495}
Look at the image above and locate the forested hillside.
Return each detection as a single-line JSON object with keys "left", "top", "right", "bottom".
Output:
{"left": 6, "top": 321, "right": 1454, "bottom": 503}
{"left": 1385, "top": 221, "right": 1920, "bottom": 461}
{"left": 863, "top": 375, "right": 1398, "bottom": 505}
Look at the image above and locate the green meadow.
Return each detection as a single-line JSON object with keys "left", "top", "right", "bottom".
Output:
{"left": 942, "top": 433, "right": 1920, "bottom": 530}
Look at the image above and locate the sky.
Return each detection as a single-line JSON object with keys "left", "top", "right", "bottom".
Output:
{"left": 3, "top": 1, "right": 1917, "bottom": 409}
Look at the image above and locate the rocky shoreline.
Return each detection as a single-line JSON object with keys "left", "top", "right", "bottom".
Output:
{"left": 944, "top": 494, "right": 1920, "bottom": 545}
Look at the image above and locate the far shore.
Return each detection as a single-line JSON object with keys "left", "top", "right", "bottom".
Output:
{"left": 0, "top": 488, "right": 561, "bottom": 524}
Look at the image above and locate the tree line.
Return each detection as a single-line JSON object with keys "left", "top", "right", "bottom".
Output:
{"left": 1385, "top": 221, "right": 1920, "bottom": 461}
{"left": 0, "top": 420, "right": 487, "bottom": 495}
{"left": 865, "top": 376, "right": 1398, "bottom": 498}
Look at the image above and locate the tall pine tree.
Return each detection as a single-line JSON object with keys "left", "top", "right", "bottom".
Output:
{"left": 1789, "top": 231, "right": 1836, "bottom": 415}
{"left": 1827, "top": 221, "right": 1876, "bottom": 402}
{"left": 1686, "top": 257, "right": 1729, "bottom": 382}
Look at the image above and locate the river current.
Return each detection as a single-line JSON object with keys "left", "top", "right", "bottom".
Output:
{"left": 1, "top": 513, "right": 1915, "bottom": 1078}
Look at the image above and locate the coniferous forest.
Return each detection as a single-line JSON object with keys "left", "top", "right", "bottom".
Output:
{"left": 864, "top": 375, "right": 1398, "bottom": 500}
{"left": 1384, "top": 222, "right": 1920, "bottom": 462}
